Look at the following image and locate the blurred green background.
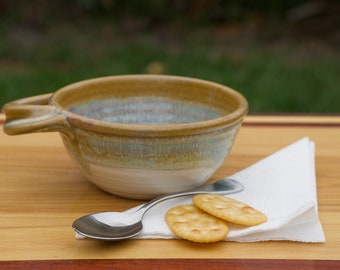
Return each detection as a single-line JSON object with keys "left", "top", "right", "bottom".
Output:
{"left": 1, "top": 0, "right": 339, "bottom": 112}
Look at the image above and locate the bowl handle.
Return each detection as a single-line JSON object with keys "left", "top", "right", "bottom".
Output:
{"left": 2, "top": 93, "right": 72, "bottom": 137}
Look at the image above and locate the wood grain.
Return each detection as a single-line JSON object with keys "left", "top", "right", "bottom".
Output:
{"left": 1, "top": 114, "right": 340, "bottom": 268}
{"left": 1, "top": 259, "right": 340, "bottom": 270}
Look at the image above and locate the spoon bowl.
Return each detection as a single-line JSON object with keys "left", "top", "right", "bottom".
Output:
{"left": 72, "top": 178, "right": 244, "bottom": 240}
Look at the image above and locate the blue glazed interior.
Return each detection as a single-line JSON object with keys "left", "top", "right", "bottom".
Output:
{"left": 69, "top": 96, "right": 223, "bottom": 124}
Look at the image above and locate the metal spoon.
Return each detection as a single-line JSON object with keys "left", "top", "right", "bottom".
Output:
{"left": 72, "top": 178, "right": 244, "bottom": 241}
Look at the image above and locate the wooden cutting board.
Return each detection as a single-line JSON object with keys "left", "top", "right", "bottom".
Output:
{"left": 1, "top": 114, "right": 340, "bottom": 261}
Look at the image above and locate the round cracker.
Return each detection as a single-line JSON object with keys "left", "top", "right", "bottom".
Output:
{"left": 193, "top": 194, "right": 267, "bottom": 226}
{"left": 165, "top": 204, "right": 229, "bottom": 243}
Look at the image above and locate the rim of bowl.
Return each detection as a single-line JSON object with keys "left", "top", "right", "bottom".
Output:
{"left": 51, "top": 74, "right": 248, "bottom": 136}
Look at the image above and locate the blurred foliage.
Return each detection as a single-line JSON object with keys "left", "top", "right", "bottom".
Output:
{"left": 2, "top": 0, "right": 339, "bottom": 37}
{"left": 0, "top": 0, "right": 330, "bottom": 23}
{"left": 0, "top": 0, "right": 339, "bottom": 112}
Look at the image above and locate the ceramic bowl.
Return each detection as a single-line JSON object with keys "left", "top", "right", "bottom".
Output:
{"left": 3, "top": 75, "right": 248, "bottom": 199}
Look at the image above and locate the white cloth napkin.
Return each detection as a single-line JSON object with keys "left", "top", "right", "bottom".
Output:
{"left": 76, "top": 137, "right": 325, "bottom": 242}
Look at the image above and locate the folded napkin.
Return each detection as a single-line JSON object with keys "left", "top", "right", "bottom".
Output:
{"left": 76, "top": 137, "right": 325, "bottom": 242}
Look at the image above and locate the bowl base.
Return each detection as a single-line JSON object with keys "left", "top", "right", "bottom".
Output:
{"left": 85, "top": 163, "right": 219, "bottom": 199}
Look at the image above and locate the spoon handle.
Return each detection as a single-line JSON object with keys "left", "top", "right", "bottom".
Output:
{"left": 133, "top": 178, "right": 243, "bottom": 218}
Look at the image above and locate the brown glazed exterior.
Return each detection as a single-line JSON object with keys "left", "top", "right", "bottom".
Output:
{"left": 3, "top": 75, "right": 248, "bottom": 199}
